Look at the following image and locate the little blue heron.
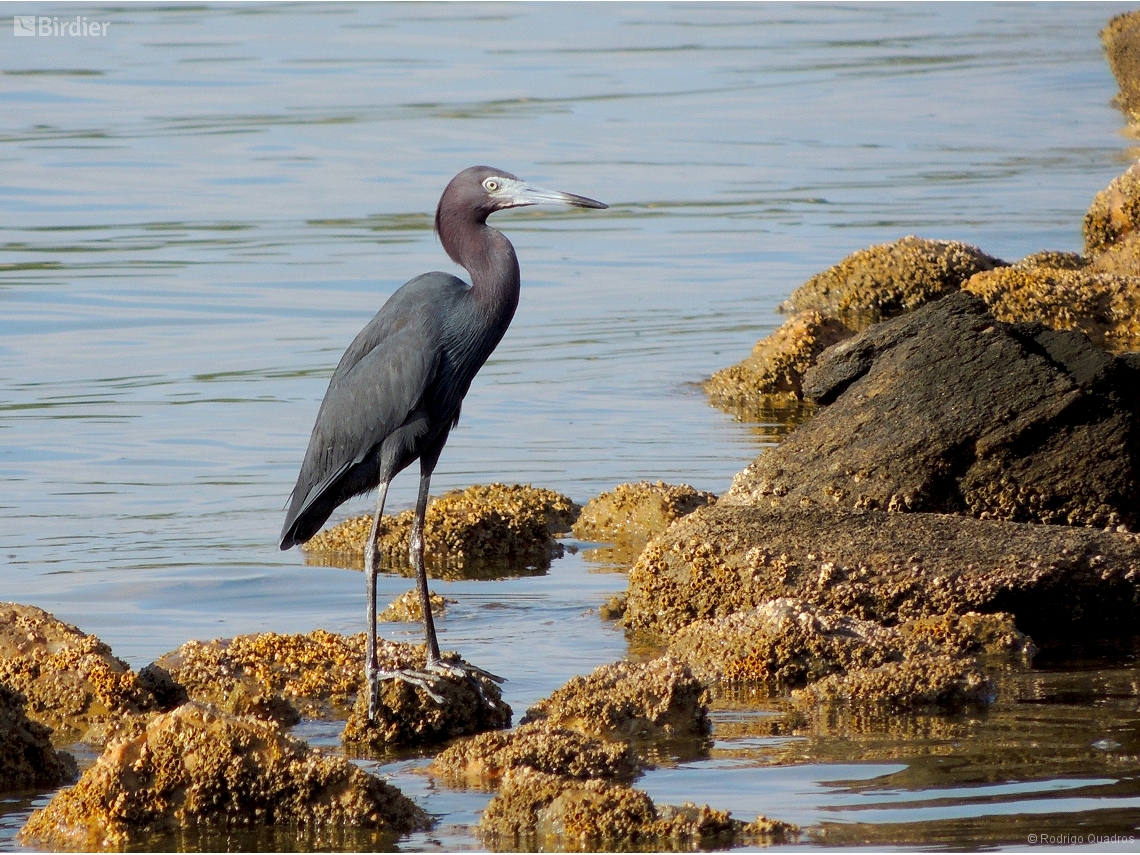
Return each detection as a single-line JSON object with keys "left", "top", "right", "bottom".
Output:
{"left": 280, "top": 166, "right": 606, "bottom": 718}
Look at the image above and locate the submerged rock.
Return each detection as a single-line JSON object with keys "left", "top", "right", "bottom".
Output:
{"left": 790, "top": 656, "right": 995, "bottom": 711}
{"left": 302, "top": 483, "right": 580, "bottom": 576}
{"left": 342, "top": 652, "right": 511, "bottom": 749}
{"left": 377, "top": 588, "right": 454, "bottom": 623}
{"left": 1102, "top": 11, "right": 1140, "bottom": 123}
{"left": 0, "top": 603, "right": 167, "bottom": 745}
{"left": 572, "top": 481, "right": 716, "bottom": 563}
{"left": 964, "top": 265, "right": 1140, "bottom": 351}
{"left": 728, "top": 293, "right": 1140, "bottom": 531}
{"left": 478, "top": 767, "right": 795, "bottom": 851}
{"left": 703, "top": 311, "right": 852, "bottom": 408}
{"left": 782, "top": 235, "right": 1005, "bottom": 327}
{"left": 0, "top": 684, "right": 77, "bottom": 793}
{"left": 625, "top": 504, "right": 1140, "bottom": 641}
{"left": 521, "top": 658, "right": 709, "bottom": 741}
{"left": 18, "top": 701, "right": 429, "bottom": 851}
{"left": 431, "top": 720, "right": 639, "bottom": 785}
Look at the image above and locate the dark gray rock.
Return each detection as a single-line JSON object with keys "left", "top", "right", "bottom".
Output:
{"left": 727, "top": 293, "right": 1140, "bottom": 531}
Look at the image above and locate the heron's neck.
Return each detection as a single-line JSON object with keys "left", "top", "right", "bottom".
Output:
{"left": 463, "top": 224, "right": 520, "bottom": 333}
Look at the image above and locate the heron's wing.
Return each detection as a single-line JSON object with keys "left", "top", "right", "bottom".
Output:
{"left": 281, "top": 274, "right": 464, "bottom": 546}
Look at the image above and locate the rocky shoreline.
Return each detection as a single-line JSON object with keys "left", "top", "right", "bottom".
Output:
{"left": 6, "top": 10, "right": 1140, "bottom": 851}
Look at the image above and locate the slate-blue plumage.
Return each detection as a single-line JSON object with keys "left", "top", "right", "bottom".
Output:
{"left": 279, "top": 166, "right": 605, "bottom": 718}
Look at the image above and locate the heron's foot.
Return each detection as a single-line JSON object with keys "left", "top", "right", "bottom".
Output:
{"left": 368, "top": 666, "right": 447, "bottom": 708}
{"left": 426, "top": 657, "right": 505, "bottom": 710}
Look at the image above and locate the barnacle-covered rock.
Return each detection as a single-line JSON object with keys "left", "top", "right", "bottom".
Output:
{"left": 1085, "top": 161, "right": 1140, "bottom": 254}
{"left": 521, "top": 658, "right": 708, "bottom": 741}
{"left": 782, "top": 235, "right": 1005, "bottom": 327}
{"left": 377, "top": 589, "right": 454, "bottom": 623}
{"left": 18, "top": 701, "right": 429, "bottom": 851}
{"left": 703, "top": 311, "right": 852, "bottom": 408}
{"left": 478, "top": 767, "right": 795, "bottom": 851}
{"left": 1102, "top": 11, "right": 1140, "bottom": 122}
{"left": 964, "top": 265, "right": 1140, "bottom": 351}
{"left": 342, "top": 651, "right": 510, "bottom": 749}
{"left": 151, "top": 630, "right": 374, "bottom": 722}
{"left": 302, "top": 483, "right": 580, "bottom": 577}
{"left": 0, "top": 603, "right": 167, "bottom": 745}
{"left": 572, "top": 481, "right": 716, "bottom": 565}
{"left": 0, "top": 683, "right": 76, "bottom": 793}
{"left": 625, "top": 503, "right": 1140, "bottom": 642}
{"left": 430, "top": 720, "right": 638, "bottom": 785}
{"left": 790, "top": 656, "right": 995, "bottom": 710}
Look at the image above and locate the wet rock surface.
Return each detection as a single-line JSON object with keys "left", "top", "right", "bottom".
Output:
{"left": 964, "top": 265, "right": 1140, "bottom": 352}
{"left": 151, "top": 630, "right": 371, "bottom": 723}
{"left": 572, "top": 481, "right": 716, "bottom": 565}
{"left": 377, "top": 588, "right": 454, "bottom": 623}
{"left": 1084, "top": 160, "right": 1140, "bottom": 255}
{"left": 665, "top": 598, "right": 1028, "bottom": 712}
{"left": 0, "top": 684, "right": 77, "bottom": 793}
{"left": 782, "top": 235, "right": 1005, "bottom": 327}
{"left": 790, "top": 655, "right": 995, "bottom": 711}
{"left": 0, "top": 603, "right": 168, "bottom": 745}
{"left": 625, "top": 504, "right": 1140, "bottom": 641}
{"left": 341, "top": 651, "right": 511, "bottom": 749}
{"left": 477, "top": 767, "right": 796, "bottom": 852}
{"left": 18, "top": 701, "right": 429, "bottom": 851}
{"left": 1103, "top": 11, "right": 1140, "bottom": 123}
{"left": 703, "top": 311, "right": 852, "bottom": 410}
{"left": 727, "top": 293, "right": 1140, "bottom": 531}
{"left": 302, "top": 483, "right": 580, "bottom": 576}
{"left": 430, "top": 720, "right": 639, "bottom": 785}
{"left": 521, "top": 658, "right": 709, "bottom": 741}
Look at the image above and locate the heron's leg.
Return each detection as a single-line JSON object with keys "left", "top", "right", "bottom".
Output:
{"left": 365, "top": 481, "right": 389, "bottom": 722}
{"left": 410, "top": 470, "right": 443, "bottom": 666}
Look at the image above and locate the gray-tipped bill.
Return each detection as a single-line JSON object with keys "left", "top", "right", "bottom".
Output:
{"left": 492, "top": 177, "right": 607, "bottom": 210}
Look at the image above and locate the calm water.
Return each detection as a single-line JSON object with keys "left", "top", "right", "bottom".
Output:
{"left": 3, "top": 2, "right": 1139, "bottom": 851}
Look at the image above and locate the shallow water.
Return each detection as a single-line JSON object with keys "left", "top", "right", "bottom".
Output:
{"left": 3, "top": 2, "right": 1140, "bottom": 851}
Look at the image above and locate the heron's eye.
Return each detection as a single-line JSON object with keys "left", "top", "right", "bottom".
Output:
{"left": 483, "top": 178, "right": 499, "bottom": 192}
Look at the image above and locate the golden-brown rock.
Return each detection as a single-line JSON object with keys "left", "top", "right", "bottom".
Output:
{"left": 1102, "top": 11, "right": 1140, "bottom": 122}
{"left": 151, "top": 630, "right": 376, "bottom": 722}
{"left": 521, "top": 658, "right": 709, "bottom": 741}
{"left": 0, "top": 603, "right": 166, "bottom": 745}
{"left": 1084, "top": 161, "right": 1140, "bottom": 254}
{"left": 964, "top": 265, "right": 1140, "bottom": 351}
{"left": 898, "top": 611, "right": 1037, "bottom": 660}
{"left": 783, "top": 235, "right": 1005, "bottom": 327}
{"left": 1012, "top": 250, "right": 1088, "bottom": 271}
{"left": 572, "top": 481, "right": 716, "bottom": 550}
{"left": 667, "top": 598, "right": 904, "bottom": 687}
{"left": 342, "top": 650, "right": 511, "bottom": 749}
{"left": 431, "top": 720, "right": 638, "bottom": 785}
{"left": 377, "top": 588, "right": 454, "bottom": 623}
{"left": 302, "top": 483, "right": 580, "bottom": 576}
{"left": 18, "top": 701, "right": 429, "bottom": 851}
{"left": 702, "top": 311, "right": 852, "bottom": 408}
{"left": 624, "top": 504, "right": 1140, "bottom": 642}
{"left": 478, "top": 767, "right": 795, "bottom": 851}
{"left": 0, "top": 684, "right": 77, "bottom": 793}
{"left": 790, "top": 656, "right": 995, "bottom": 710}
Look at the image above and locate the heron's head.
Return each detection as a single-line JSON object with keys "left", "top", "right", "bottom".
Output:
{"left": 436, "top": 166, "right": 606, "bottom": 234}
